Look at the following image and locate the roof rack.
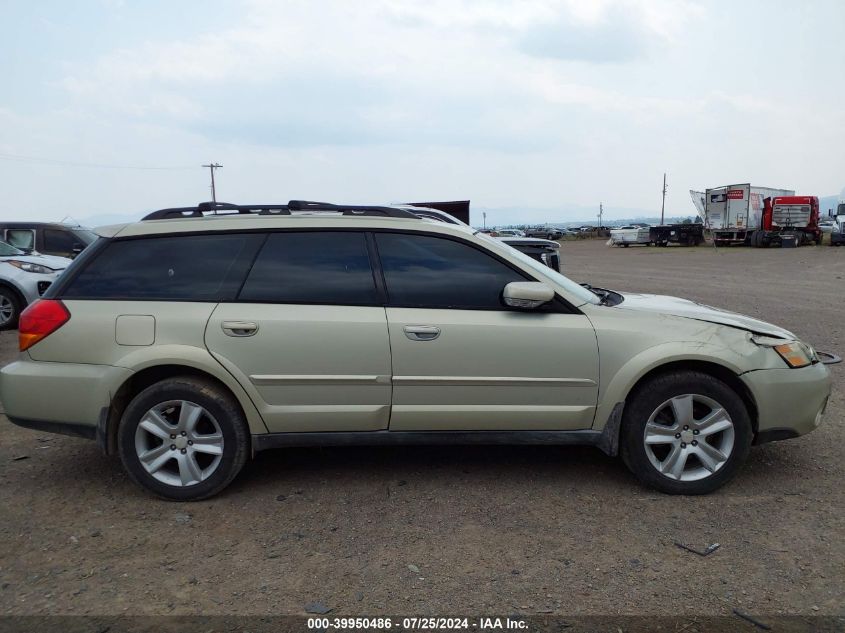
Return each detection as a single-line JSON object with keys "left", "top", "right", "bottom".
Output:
{"left": 142, "top": 200, "right": 420, "bottom": 221}
{"left": 403, "top": 207, "right": 462, "bottom": 225}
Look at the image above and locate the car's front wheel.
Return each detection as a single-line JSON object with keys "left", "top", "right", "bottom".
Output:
{"left": 118, "top": 376, "right": 250, "bottom": 501}
{"left": 620, "top": 371, "right": 752, "bottom": 494}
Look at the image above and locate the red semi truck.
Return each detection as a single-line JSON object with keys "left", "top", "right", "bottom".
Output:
{"left": 702, "top": 185, "right": 822, "bottom": 247}
{"left": 750, "top": 195, "right": 821, "bottom": 247}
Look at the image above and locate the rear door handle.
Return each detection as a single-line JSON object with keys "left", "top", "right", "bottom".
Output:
{"left": 404, "top": 325, "right": 441, "bottom": 341}
{"left": 221, "top": 321, "right": 259, "bottom": 337}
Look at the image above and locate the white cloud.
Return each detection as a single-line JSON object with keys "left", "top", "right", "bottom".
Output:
{"left": 1, "top": 0, "right": 843, "bottom": 222}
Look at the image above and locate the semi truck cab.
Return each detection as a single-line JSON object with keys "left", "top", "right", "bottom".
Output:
{"left": 831, "top": 202, "right": 845, "bottom": 246}
{"left": 756, "top": 195, "right": 822, "bottom": 246}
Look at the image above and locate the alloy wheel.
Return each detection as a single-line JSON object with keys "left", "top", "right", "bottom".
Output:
{"left": 0, "top": 295, "right": 14, "bottom": 325}
{"left": 134, "top": 400, "right": 224, "bottom": 487}
{"left": 643, "top": 394, "right": 735, "bottom": 481}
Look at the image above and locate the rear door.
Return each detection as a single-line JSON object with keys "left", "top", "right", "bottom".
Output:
{"left": 725, "top": 184, "right": 750, "bottom": 230}
{"left": 705, "top": 189, "right": 727, "bottom": 229}
{"left": 204, "top": 231, "right": 392, "bottom": 433}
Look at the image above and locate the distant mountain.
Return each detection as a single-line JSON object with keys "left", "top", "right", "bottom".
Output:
{"left": 475, "top": 204, "right": 671, "bottom": 227}
{"left": 76, "top": 212, "right": 145, "bottom": 227}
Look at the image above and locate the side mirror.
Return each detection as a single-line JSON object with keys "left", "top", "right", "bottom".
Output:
{"left": 503, "top": 282, "right": 554, "bottom": 309}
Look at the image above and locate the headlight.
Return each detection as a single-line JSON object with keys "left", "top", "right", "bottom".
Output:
{"left": 6, "top": 260, "right": 56, "bottom": 274}
{"left": 752, "top": 335, "right": 816, "bottom": 368}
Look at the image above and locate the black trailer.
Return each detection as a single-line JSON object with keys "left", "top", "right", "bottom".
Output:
{"left": 649, "top": 223, "right": 704, "bottom": 247}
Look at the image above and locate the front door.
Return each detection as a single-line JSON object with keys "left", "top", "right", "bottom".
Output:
{"left": 374, "top": 232, "right": 599, "bottom": 431}
{"left": 205, "top": 231, "right": 391, "bottom": 433}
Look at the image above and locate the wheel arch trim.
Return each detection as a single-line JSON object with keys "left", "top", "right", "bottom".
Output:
{"left": 102, "top": 348, "right": 268, "bottom": 454}
{"left": 593, "top": 346, "right": 758, "bottom": 439}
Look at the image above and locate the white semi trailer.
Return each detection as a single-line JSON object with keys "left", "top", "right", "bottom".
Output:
{"left": 703, "top": 184, "right": 794, "bottom": 245}
{"left": 831, "top": 188, "right": 845, "bottom": 246}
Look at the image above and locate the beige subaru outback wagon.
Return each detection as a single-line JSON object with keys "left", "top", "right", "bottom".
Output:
{"left": 0, "top": 201, "right": 834, "bottom": 500}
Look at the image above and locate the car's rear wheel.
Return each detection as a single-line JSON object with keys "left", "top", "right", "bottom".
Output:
{"left": 118, "top": 376, "right": 250, "bottom": 501}
{"left": 620, "top": 371, "right": 752, "bottom": 494}
{"left": 0, "top": 288, "right": 21, "bottom": 330}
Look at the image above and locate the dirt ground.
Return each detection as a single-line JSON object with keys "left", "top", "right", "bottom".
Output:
{"left": 0, "top": 240, "right": 843, "bottom": 620}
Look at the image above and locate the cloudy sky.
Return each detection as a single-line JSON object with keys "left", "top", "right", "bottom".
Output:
{"left": 1, "top": 0, "right": 843, "bottom": 225}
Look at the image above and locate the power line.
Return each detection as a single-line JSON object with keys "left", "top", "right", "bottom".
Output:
{"left": 0, "top": 152, "right": 196, "bottom": 170}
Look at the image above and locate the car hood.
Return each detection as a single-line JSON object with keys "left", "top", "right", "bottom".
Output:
{"left": 617, "top": 292, "right": 796, "bottom": 339}
{"left": 0, "top": 253, "right": 71, "bottom": 270}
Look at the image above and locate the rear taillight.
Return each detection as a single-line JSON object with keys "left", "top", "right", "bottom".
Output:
{"left": 19, "top": 299, "right": 71, "bottom": 352}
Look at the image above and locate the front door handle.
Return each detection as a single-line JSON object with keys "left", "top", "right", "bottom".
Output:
{"left": 221, "top": 321, "right": 259, "bottom": 337}
{"left": 404, "top": 325, "right": 441, "bottom": 341}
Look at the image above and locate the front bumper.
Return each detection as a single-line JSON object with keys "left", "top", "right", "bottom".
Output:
{"left": 741, "top": 362, "right": 831, "bottom": 443}
{"left": 7, "top": 271, "right": 62, "bottom": 305}
{"left": 0, "top": 358, "right": 132, "bottom": 438}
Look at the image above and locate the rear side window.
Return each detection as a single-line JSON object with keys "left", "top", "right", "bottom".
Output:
{"left": 375, "top": 233, "right": 526, "bottom": 309}
{"left": 239, "top": 232, "right": 378, "bottom": 305}
{"left": 5, "top": 229, "right": 34, "bottom": 250}
{"left": 62, "top": 234, "right": 261, "bottom": 300}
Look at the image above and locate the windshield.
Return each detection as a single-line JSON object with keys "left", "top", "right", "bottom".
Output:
{"left": 477, "top": 234, "right": 600, "bottom": 305}
{"left": 0, "top": 240, "right": 24, "bottom": 257}
{"left": 72, "top": 229, "right": 97, "bottom": 245}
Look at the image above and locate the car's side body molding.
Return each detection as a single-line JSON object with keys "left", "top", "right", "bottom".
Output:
{"left": 252, "top": 428, "right": 606, "bottom": 452}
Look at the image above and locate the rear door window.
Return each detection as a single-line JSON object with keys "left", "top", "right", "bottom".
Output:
{"left": 62, "top": 234, "right": 262, "bottom": 300}
{"left": 238, "top": 231, "right": 378, "bottom": 305}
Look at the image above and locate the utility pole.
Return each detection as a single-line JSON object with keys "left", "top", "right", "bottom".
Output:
{"left": 202, "top": 162, "right": 223, "bottom": 206}
{"left": 598, "top": 202, "right": 603, "bottom": 229}
{"left": 483, "top": 211, "right": 487, "bottom": 229}
{"left": 660, "top": 172, "right": 667, "bottom": 225}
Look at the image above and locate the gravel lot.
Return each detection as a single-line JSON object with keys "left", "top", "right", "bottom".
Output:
{"left": 0, "top": 240, "right": 842, "bottom": 620}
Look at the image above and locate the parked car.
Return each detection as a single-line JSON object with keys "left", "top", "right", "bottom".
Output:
{"left": 0, "top": 200, "right": 834, "bottom": 500}
{"left": 406, "top": 207, "right": 561, "bottom": 272}
{"left": 610, "top": 225, "right": 652, "bottom": 246}
{"left": 525, "top": 226, "right": 563, "bottom": 240}
{"left": 495, "top": 229, "right": 525, "bottom": 238}
{"left": 0, "top": 222, "right": 97, "bottom": 259}
{"left": 0, "top": 240, "right": 71, "bottom": 329}
{"left": 819, "top": 220, "right": 836, "bottom": 234}
{"left": 496, "top": 236, "right": 561, "bottom": 272}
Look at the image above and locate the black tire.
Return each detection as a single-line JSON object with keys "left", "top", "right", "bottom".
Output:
{"left": 620, "top": 371, "right": 753, "bottom": 495}
{"left": 0, "top": 287, "right": 22, "bottom": 331}
{"left": 117, "top": 376, "right": 250, "bottom": 501}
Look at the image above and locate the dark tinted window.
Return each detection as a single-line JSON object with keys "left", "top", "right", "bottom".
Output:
{"left": 239, "top": 232, "right": 378, "bottom": 304}
{"left": 376, "top": 233, "right": 525, "bottom": 309}
{"left": 71, "top": 229, "right": 97, "bottom": 245}
{"left": 63, "top": 234, "right": 260, "bottom": 300}
{"left": 44, "top": 229, "right": 77, "bottom": 253}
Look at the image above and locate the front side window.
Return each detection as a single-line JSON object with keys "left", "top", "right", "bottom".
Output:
{"left": 239, "top": 231, "right": 378, "bottom": 305}
{"left": 376, "top": 233, "right": 526, "bottom": 309}
{"left": 63, "top": 234, "right": 260, "bottom": 300}
{"left": 44, "top": 229, "right": 78, "bottom": 253}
